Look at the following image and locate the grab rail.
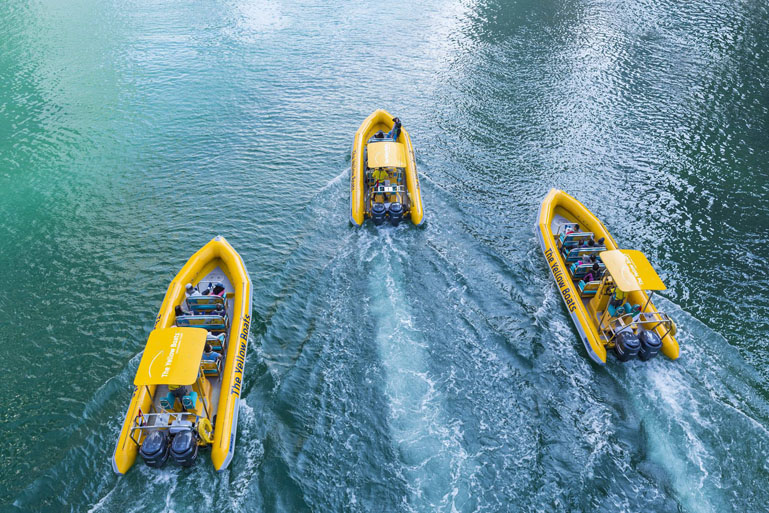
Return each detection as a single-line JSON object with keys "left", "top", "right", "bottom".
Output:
{"left": 128, "top": 411, "right": 199, "bottom": 446}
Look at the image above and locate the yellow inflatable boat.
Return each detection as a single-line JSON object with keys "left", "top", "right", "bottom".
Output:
{"left": 351, "top": 109, "right": 425, "bottom": 226}
{"left": 537, "top": 189, "right": 679, "bottom": 365}
{"left": 112, "top": 236, "right": 252, "bottom": 473}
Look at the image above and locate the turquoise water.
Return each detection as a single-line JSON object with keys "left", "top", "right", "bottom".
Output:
{"left": 2, "top": 0, "right": 769, "bottom": 511}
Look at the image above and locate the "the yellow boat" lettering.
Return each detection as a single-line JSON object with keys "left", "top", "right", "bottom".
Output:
{"left": 545, "top": 248, "right": 577, "bottom": 312}
{"left": 230, "top": 313, "right": 251, "bottom": 397}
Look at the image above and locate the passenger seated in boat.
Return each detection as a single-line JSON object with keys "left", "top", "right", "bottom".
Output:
{"left": 214, "top": 303, "right": 227, "bottom": 318}
{"left": 582, "top": 263, "right": 601, "bottom": 283}
{"left": 207, "top": 332, "right": 226, "bottom": 351}
{"left": 371, "top": 167, "right": 391, "bottom": 200}
{"left": 185, "top": 283, "right": 199, "bottom": 299}
{"left": 566, "top": 224, "right": 579, "bottom": 235}
{"left": 607, "top": 288, "right": 628, "bottom": 317}
{"left": 373, "top": 130, "right": 385, "bottom": 140}
{"left": 212, "top": 282, "right": 226, "bottom": 297}
{"left": 202, "top": 343, "right": 222, "bottom": 362}
{"left": 169, "top": 384, "right": 190, "bottom": 411}
{"left": 175, "top": 305, "right": 185, "bottom": 318}
{"left": 199, "top": 282, "right": 215, "bottom": 295}
{"left": 372, "top": 167, "right": 389, "bottom": 183}
{"left": 387, "top": 117, "right": 402, "bottom": 141}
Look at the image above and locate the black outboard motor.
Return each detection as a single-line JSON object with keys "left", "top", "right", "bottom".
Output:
{"left": 388, "top": 202, "right": 404, "bottom": 226}
{"left": 170, "top": 430, "right": 199, "bottom": 467}
{"left": 140, "top": 430, "right": 170, "bottom": 468}
{"left": 371, "top": 203, "right": 387, "bottom": 226}
{"left": 614, "top": 331, "right": 641, "bottom": 362}
{"left": 638, "top": 330, "right": 663, "bottom": 361}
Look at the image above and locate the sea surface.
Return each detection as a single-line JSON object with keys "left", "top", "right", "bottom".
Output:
{"left": 2, "top": 0, "right": 769, "bottom": 511}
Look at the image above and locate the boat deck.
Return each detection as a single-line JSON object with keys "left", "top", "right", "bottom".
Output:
{"left": 550, "top": 213, "right": 604, "bottom": 328}
{"left": 147, "top": 266, "right": 233, "bottom": 426}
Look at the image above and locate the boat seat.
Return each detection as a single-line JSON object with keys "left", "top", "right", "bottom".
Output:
{"left": 564, "top": 246, "right": 606, "bottom": 263}
{"left": 201, "top": 359, "right": 221, "bottom": 377}
{"left": 206, "top": 333, "right": 225, "bottom": 352}
{"left": 559, "top": 231, "right": 593, "bottom": 249}
{"left": 368, "top": 135, "right": 395, "bottom": 143}
{"left": 570, "top": 262, "right": 606, "bottom": 278}
{"left": 182, "top": 392, "right": 198, "bottom": 410}
{"left": 186, "top": 295, "right": 226, "bottom": 312}
{"left": 578, "top": 280, "right": 601, "bottom": 297}
{"left": 176, "top": 315, "right": 227, "bottom": 332}
{"left": 169, "top": 419, "right": 193, "bottom": 434}
{"left": 159, "top": 393, "right": 177, "bottom": 411}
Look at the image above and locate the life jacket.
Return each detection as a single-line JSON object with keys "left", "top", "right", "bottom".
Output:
{"left": 372, "top": 168, "right": 389, "bottom": 182}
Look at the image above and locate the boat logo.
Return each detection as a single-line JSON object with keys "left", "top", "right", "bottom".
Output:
{"left": 152, "top": 331, "right": 182, "bottom": 379}
{"left": 624, "top": 254, "right": 644, "bottom": 286}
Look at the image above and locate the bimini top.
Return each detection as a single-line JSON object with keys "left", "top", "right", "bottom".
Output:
{"left": 134, "top": 327, "right": 208, "bottom": 386}
{"left": 367, "top": 141, "right": 407, "bottom": 168}
{"left": 599, "top": 249, "right": 666, "bottom": 292}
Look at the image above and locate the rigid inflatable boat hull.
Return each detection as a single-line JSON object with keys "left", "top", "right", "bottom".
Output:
{"left": 536, "top": 189, "right": 680, "bottom": 364}
{"left": 112, "top": 236, "right": 252, "bottom": 474}
{"left": 351, "top": 109, "right": 424, "bottom": 227}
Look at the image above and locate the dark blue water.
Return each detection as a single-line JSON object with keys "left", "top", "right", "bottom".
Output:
{"left": 2, "top": 0, "right": 769, "bottom": 511}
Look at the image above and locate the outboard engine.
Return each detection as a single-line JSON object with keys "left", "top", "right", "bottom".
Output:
{"left": 170, "top": 430, "right": 199, "bottom": 467}
{"left": 614, "top": 331, "right": 641, "bottom": 362}
{"left": 388, "top": 202, "right": 404, "bottom": 226}
{"left": 371, "top": 203, "right": 387, "bottom": 226}
{"left": 638, "top": 330, "right": 662, "bottom": 361}
{"left": 140, "top": 430, "right": 170, "bottom": 468}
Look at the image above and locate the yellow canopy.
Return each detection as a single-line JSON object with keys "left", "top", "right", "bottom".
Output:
{"left": 367, "top": 142, "right": 407, "bottom": 168}
{"left": 599, "top": 249, "right": 666, "bottom": 292}
{"left": 134, "top": 327, "right": 208, "bottom": 386}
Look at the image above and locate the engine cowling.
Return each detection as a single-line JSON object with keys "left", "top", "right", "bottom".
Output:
{"left": 170, "top": 430, "right": 199, "bottom": 467}
{"left": 638, "top": 330, "right": 662, "bottom": 361}
{"left": 371, "top": 203, "right": 386, "bottom": 225}
{"left": 388, "top": 202, "right": 404, "bottom": 226}
{"left": 140, "top": 430, "right": 170, "bottom": 468}
{"left": 614, "top": 331, "right": 641, "bottom": 362}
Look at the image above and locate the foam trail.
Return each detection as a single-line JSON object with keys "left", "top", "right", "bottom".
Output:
{"left": 365, "top": 230, "right": 471, "bottom": 512}
{"left": 613, "top": 297, "right": 769, "bottom": 513}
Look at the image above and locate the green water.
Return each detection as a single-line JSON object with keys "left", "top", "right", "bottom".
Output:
{"left": 2, "top": 0, "right": 769, "bottom": 511}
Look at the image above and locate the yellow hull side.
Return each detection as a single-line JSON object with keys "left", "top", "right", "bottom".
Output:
{"left": 351, "top": 109, "right": 424, "bottom": 226}
{"left": 537, "top": 189, "right": 679, "bottom": 364}
{"left": 112, "top": 236, "right": 252, "bottom": 474}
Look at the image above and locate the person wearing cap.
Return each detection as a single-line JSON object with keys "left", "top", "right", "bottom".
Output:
{"left": 185, "top": 283, "right": 199, "bottom": 298}
{"left": 387, "top": 117, "right": 402, "bottom": 141}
